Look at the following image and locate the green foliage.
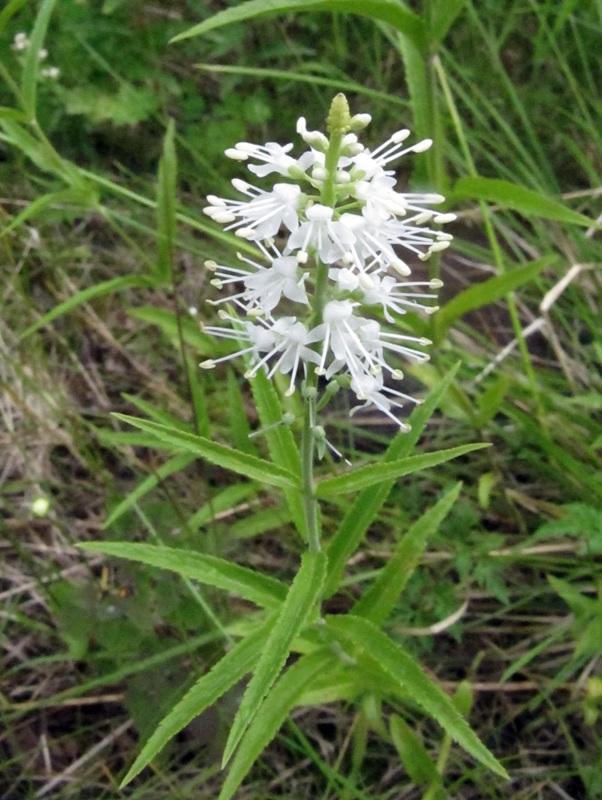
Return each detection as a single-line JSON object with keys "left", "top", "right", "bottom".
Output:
{"left": 2, "top": 0, "right": 602, "bottom": 797}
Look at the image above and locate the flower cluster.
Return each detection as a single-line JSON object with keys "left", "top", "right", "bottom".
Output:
{"left": 200, "top": 95, "right": 454, "bottom": 429}
{"left": 11, "top": 32, "right": 60, "bottom": 79}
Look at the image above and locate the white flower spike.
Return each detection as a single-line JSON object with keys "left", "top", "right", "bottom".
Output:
{"left": 200, "top": 95, "right": 454, "bottom": 429}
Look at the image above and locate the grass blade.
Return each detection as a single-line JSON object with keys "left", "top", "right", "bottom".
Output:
{"left": 103, "top": 453, "right": 196, "bottom": 528}
{"left": 435, "top": 255, "right": 556, "bottom": 339}
{"left": 155, "top": 119, "right": 177, "bottom": 282}
{"left": 249, "top": 369, "right": 306, "bottom": 538}
{"left": 21, "top": 0, "right": 58, "bottom": 119}
{"left": 429, "top": 0, "right": 465, "bottom": 45}
{"left": 20, "top": 274, "right": 158, "bottom": 338}
{"left": 0, "top": 0, "right": 30, "bottom": 36}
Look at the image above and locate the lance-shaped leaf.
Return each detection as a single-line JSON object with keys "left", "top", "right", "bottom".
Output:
{"left": 452, "top": 176, "right": 594, "bottom": 227}
{"left": 435, "top": 255, "right": 556, "bottom": 340}
{"left": 218, "top": 649, "right": 333, "bottom": 800}
{"left": 352, "top": 482, "right": 463, "bottom": 624}
{"left": 316, "top": 443, "right": 489, "bottom": 498}
{"left": 171, "top": 0, "right": 426, "bottom": 51}
{"left": 324, "top": 363, "right": 460, "bottom": 597}
{"left": 327, "top": 615, "right": 509, "bottom": 779}
{"left": 222, "top": 550, "right": 327, "bottom": 765}
{"left": 112, "top": 414, "right": 300, "bottom": 491}
{"left": 249, "top": 369, "right": 306, "bottom": 539}
{"left": 80, "top": 542, "right": 287, "bottom": 610}
{"left": 120, "top": 619, "right": 273, "bottom": 786}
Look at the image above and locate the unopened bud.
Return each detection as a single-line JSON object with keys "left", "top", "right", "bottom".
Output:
{"left": 327, "top": 93, "right": 351, "bottom": 134}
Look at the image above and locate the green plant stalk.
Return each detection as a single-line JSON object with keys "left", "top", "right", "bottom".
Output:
{"left": 299, "top": 95, "right": 350, "bottom": 555}
{"left": 301, "top": 387, "right": 321, "bottom": 553}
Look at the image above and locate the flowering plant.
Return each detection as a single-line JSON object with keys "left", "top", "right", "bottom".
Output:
{"left": 202, "top": 94, "right": 454, "bottom": 430}
{"left": 85, "top": 97, "right": 507, "bottom": 796}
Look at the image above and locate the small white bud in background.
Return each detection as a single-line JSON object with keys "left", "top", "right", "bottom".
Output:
{"left": 31, "top": 497, "right": 50, "bottom": 517}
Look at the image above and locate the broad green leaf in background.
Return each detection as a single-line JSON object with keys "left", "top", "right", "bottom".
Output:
{"left": 316, "top": 443, "right": 489, "bottom": 497}
{"left": 62, "top": 84, "right": 159, "bottom": 126}
{"left": 171, "top": 0, "right": 426, "bottom": 51}
{"left": 324, "top": 363, "right": 460, "bottom": 597}
{"left": 429, "top": 0, "right": 465, "bottom": 45}
{"left": 222, "top": 550, "right": 327, "bottom": 765}
{"left": 0, "top": 0, "right": 30, "bottom": 36}
{"left": 120, "top": 619, "right": 274, "bottom": 786}
{"left": 390, "top": 713, "right": 440, "bottom": 785}
{"left": 155, "top": 119, "right": 177, "bottom": 283}
{"left": 249, "top": 369, "right": 306, "bottom": 539}
{"left": 227, "top": 369, "right": 258, "bottom": 456}
{"left": 435, "top": 255, "right": 556, "bottom": 339}
{"left": 352, "top": 482, "right": 463, "bottom": 624}
{"left": 111, "top": 414, "right": 300, "bottom": 491}
{"left": 218, "top": 649, "right": 332, "bottom": 800}
{"left": 327, "top": 615, "right": 509, "bottom": 778}
{"left": 452, "top": 177, "right": 595, "bottom": 227}
{"left": 79, "top": 541, "right": 287, "bottom": 609}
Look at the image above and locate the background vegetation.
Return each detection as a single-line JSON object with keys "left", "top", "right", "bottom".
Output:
{"left": 1, "top": 0, "right": 601, "bottom": 797}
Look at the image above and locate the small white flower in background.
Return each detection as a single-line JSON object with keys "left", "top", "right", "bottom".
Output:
{"left": 40, "top": 66, "right": 60, "bottom": 80}
{"left": 201, "top": 95, "right": 455, "bottom": 429}
{"left": 12, "top": 32, "right": 60, "bottom": 80}
{"left": 11, "top": 32, "right": 30, "bottom": 51}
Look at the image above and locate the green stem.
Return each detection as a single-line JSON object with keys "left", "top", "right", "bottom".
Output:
{"left": 301, "top": 385, "right": 321, "bottom": 553}
{"left": 300, "top": 99, "right": 349, "bottom": 554}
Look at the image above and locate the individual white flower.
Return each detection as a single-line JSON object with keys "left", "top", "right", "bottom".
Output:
{"left": 201, "top": 315, "right": 320, "bottom": 396}
{"left": 296, "top": 116, "right": 329, "bottom": 151}
{"left": 40, "top": 66, "right": 60, "bottom": 80}
{"left": 349, "top": 373, "right": 415, "bottom": 431}
{"left": 225, "top": 141, "right": 305, "bottom": 178}
{"left": 351, "top": 173, "right": 409, "bottom": 220}
{"left": 336, "top": 211, "right": 408, "bottom": 275}
{"left": 358, "top": 274, "right": 442, "bottom": 321}
{"left": 375, "top": 213, "right": 453, "bottom": 266}
{"left": 358, "top": 321, "right": 432, "bottom": 371}
{"left": 285, "top": 204, "right": 355, "bottom": 264}
{"left": 307, "top": 300, "right": 376, "bottom": 383}
{"left": 205, "top": 254, "right": 308, "bottom": 314}
{"left": 243, "top": 255, "right": 309, "bottom": 313}
{"left": 204, "top": 181, "right": 303, "bottom": 240}
{"left": 351, "top": 129, "right": 433, "bottom": 179}
{"left": 12, "top": 32, "right": 30, "bottom": 51}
